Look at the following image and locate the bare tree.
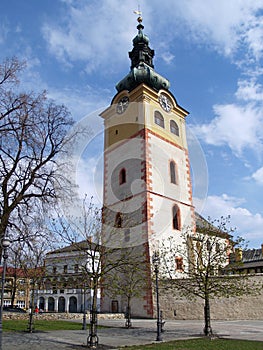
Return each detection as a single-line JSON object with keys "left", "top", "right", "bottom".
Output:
{"left": 18, "top": 239, "right": 47, "bottom": 332}
{"left": 50, "top": 197, "right": 140, "bottom": 347}
{"left": 159, "top": 216, "right": 261, "bottom": 336}
{"left": 6, "top": 246, "right": 21, "bottom": 308}
{"left": 9, "top": 211, "right": 56, "bottom": 331}
{"left": 0, "top": 57, "right": 74, "bottom": 256}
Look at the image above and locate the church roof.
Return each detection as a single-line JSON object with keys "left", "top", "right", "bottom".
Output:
{"left": 195, "top": 212, "right": 230, "bottom": 239}
{"left": 116, "top": 15, "right": 170, "bottom": 93}
{"left": 46, "top": 238, "right": 98, "bottom": 256}
{"left": 241, "top": 248, "right": 263, "bottom": 263}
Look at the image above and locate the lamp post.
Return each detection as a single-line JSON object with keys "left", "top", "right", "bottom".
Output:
{"left": 0, "top": 237, "right": 11, "bottom": 350}
{"left": 152, "top": 251, "right": 162, "bottom": 342}
{"left": 82, "top": 284, "right": 87, "bottom": 330}
{"left": 87, "top": 278, "right": 98, "bottom": 348}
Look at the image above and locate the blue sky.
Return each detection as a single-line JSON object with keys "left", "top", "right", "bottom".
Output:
{"left": 1, "top": 0, "right": 263, "bottom": 248}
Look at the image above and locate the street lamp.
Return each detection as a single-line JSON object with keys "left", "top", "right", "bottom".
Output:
{"left": 0, "top": 237, "right": 11, "bottom": 350}
{"left": 82, "top": 284, "right": 87, "bottom": 330}
{"left": 152, "top": 251, "right": 162, "bottom": 342}
{"left": 87, "top": 278, "right": 98, "bottom": 348}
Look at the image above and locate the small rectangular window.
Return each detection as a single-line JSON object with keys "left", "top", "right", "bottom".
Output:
{"left": 124, "top": 229, "right": 130, "bottom": 242}
{"left": 119, "top": 168, "right": 126, "bottom": 185}
{"left": 175, "top": 257, "right": 183, "bottom": 271}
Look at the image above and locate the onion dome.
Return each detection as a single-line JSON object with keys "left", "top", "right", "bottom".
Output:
{"left": 132, "top": 16, "right": 150, "bottom": 46}
{"left": 116, "top": 15, "right": 170, "bottom": 93}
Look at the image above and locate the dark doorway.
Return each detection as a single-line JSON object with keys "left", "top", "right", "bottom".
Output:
{"left": 111, "top": 300, "right": 119, "bottom": 313}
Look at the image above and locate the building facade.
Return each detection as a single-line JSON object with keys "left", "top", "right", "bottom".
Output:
{"left": 36, "top": 242, "right": 100, "bottom": 313}
{"left": 0, "top": 267, "right": 30, "bottom": 309}
{"left": 228, "top": 244, "right": 263, "bottom": 274}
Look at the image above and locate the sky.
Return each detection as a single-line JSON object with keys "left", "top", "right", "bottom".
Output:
{"left": 1, "top": 0, "right": 263, "bottom": 248}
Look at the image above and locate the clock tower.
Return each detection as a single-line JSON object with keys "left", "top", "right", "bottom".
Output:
{"left": 100, "top": 15, "right": 195, "bottom": 317}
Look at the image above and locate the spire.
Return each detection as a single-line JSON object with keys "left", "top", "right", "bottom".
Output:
{"left": 129, "top": 15, "right": 154, "bottom": 69}
{"left": 115, "top": 12, "right": 170, "bottom": 93}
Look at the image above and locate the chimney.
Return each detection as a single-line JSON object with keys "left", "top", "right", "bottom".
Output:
{"left": 235, "top": 247, "right": 243, "bottom": 262}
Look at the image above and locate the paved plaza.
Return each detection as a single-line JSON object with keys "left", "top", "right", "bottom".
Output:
{"left": 3, "top": 319, "right": 263, "bottom": 349}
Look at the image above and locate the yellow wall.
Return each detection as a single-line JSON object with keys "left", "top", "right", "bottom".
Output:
{"left": 101, "top": 84, "right": 189, "bottom": 150}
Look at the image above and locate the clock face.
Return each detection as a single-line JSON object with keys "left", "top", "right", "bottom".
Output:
{"left": 159, "top": 94, "right": 172, "bottom": 112}
{"left": 116, "top": 96, "right": 129, "bottom": 114}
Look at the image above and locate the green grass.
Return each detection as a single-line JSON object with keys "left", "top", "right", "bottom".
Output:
{"left": 3, "top": 319, "right": 83, "bottom": 332}
{"left": 119, "top": 338, "right": 263, "bottom": 350}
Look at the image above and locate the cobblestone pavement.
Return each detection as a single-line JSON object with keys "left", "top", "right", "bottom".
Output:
{"left": 3, "top": 319, "right": 263, "bottom": 349}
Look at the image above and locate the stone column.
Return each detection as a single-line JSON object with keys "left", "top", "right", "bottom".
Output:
{"left": 54, "top": 297, "right": 59, "bottom": 312}
{"left": 65, "top": 296, "right": 69, "bottom": 313}
{"left": 45, "top": 297, "right": 48, "bottom": 312}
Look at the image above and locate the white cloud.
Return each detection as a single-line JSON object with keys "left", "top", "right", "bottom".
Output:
{"left": 161, "top": 52, "right": 175, "bottom": 65}
{"left": 236, "top": 79, "right": 263, "bottom": 101}
{"left": 192, "top": 102, "right": 263, "bottom": 157}
{"left": 42, "top": 0, "right": 139, "bottom": 73}
{"left": 41, "top": 1, "right": 263, "bottom": 74}
{"left": 251, "top": 167, "right": 263, "bottom": 185}
{"left": 163, "top": 1, "right": 263, "bottom": 62}
{"left": 195, "top": 194, "right": 263, "bottom": 247}
{"left": 245, "top": 17, "right": 263, "bottom": 61}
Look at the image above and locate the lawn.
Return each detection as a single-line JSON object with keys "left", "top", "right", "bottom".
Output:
{"left": 119, "top": 338, "right": 263, "bottom": 350}
{"left": 3, "top": 319, "right": 83, "bottom": 332}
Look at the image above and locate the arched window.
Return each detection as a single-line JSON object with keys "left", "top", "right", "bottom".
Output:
{"left": 170, "top": 120, "right": 179, "bottom": 136}
{"left": 115, "top": 212, "right": 122, "bottom": 228}
{"left": 170, "top": 161, "right": 177, "bottom": 184}
{"left": 172, "top": 205, "right": 180, "bottom": 230}
{"left": 154, "top": 111, "right": 164, "bottom": 128}
{"left": 119, "top": 168, "right": 126, "bottom": 185}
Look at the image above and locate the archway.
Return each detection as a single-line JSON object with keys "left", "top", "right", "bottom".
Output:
{"left": 58, "top": 296, "right": 66, "bottom": 312}
{"left": 39, "top": 297, "right": 45, "bottom": 311}
{"left": 69, "top": 296, "right": 77, "bottom": 313}
{"left": 48, "top": 297, "right": 55, "bottom": 312}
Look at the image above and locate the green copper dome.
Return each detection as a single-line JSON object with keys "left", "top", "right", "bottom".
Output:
{"left": 116, "top": 16, "right": 170, "bottom": 93}
{"left": 116, "top": 63, "right": 170, "bottom": 92}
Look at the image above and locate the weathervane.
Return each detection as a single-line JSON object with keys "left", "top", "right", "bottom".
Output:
{"left": 133, "top": 4, "right": 142, "bottom": 23}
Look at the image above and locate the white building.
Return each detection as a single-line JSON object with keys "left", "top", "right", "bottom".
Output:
{"left": 36, "top": 241, "right": 100, "bottom": 313}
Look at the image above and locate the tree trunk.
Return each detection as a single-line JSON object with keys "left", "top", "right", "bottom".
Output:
{"left": 203, "top": 296, "right": 213, "bottom": 336}
{"left": 28, "top": 289, "right": 35, "bottom": 333}
{"left": 125, "top": 296, "right": 132, "bottom": 328}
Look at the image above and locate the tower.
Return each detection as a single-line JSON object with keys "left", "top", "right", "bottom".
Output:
{"left": 100, "top": 15, "right": 195, "bottom": 317}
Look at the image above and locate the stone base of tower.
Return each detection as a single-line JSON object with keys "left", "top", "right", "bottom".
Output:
{"left": 101, "top": 290, "right": 155, "bottom": 319}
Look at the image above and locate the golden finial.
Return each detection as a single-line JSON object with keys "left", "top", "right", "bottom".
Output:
{"left": 133, "top": 5, "right": 142, "bottom": 23}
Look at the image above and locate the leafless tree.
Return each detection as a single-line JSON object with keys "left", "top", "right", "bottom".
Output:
{"left": 50, "top": 197, "right": 141, "bottom": 346}
{"left": 18, "top": 239, "right": 48, "bottom": 332}
{"left": 0, "top": 57, "right": 74, "bottom": 257}
{"left": 7, "top": 211, "right": 56, "bottom": 331}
